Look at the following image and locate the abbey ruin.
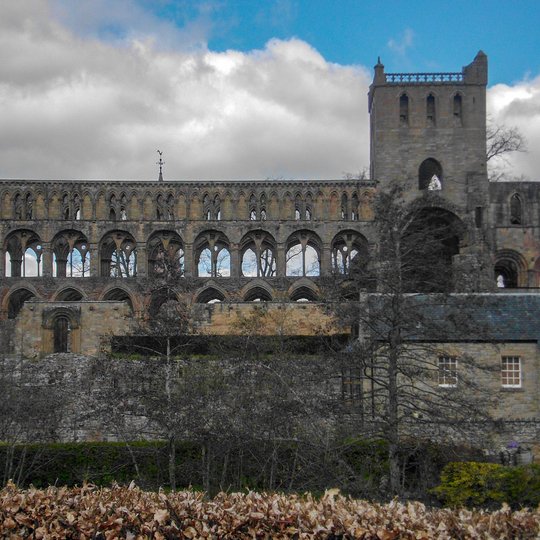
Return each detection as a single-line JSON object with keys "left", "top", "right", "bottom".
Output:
{"left": 1, "top": 52, "right": 539, "bottom": 450}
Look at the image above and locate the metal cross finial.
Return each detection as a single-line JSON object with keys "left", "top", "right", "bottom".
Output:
{"left": 156, "top": 150, "right": 164, "bottom": 182}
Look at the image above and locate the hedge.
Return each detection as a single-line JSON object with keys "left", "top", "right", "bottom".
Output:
{"left": 433, "top": 461, "right": 540, "bottom": 508}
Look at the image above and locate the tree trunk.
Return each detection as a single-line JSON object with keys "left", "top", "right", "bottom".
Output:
{"left": 168, "top": 435, "right": 176, "bottom": 491}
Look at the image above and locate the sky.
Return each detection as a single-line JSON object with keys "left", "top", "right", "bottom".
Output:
{"left": 1, "top": 0, "right": 539, "bottom": 181}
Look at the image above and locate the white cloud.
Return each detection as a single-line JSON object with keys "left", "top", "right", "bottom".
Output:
{"left": 387, "top": 28, "right": 414, "bottom": 56}
{"left": 1, "top": 2, "right": 538, "bottom": 183}
{"left": 487, "top": 75, "right": 540, "bottom": 180}
{"left": 0, "top": 1, "right": 370, "bottom": 181}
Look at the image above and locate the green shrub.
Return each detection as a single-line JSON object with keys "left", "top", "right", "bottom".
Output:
{"left": 433, "top": 461, "right": 540, "bottom": 508}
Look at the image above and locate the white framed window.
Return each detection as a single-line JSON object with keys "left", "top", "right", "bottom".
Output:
{"left": 501, "top": 356, "right": 521, "bottom": 388}
{"left": 438, "top": 356, "right": 458, "bottom": 387}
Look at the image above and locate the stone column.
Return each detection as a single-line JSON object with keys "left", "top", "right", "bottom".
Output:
{"left": 276, "top": 243, "right": 286, "bottom": 277}
{"left": 89, "top": 243, "right": 99, "bottom": 277}
{"left": 320, "top": 242, "right": 332, "bottom": 275}
{"left": 229, "top": 243, "right": 240, "bottom": 278}
{"left": 183, "top": 243, "right": 193, "bottom": 277}
{"left": 135, "top": 243, "right": 147, "bottom": 277}
{"left": 0, "top": 247, "right": 4, "bottom": 277}
{"left": 41, "top": 242, "right": 53, "bottom": 277}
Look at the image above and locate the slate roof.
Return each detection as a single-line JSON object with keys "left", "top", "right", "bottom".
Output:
{"left": 365, "top": 293, "right": 540, "bottom": 343}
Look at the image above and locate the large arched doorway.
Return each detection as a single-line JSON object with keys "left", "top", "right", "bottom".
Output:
{"left": 53, "top": 315, "right": 70, "bottom": 353}
{"left": 401, "top": 208, "right": 463, "bottom": 292}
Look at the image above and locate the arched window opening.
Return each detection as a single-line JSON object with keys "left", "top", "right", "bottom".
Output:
{"left": 100, "top": 232, "right": 137, "bottom": 277}
{"left": 53, "top": 316, "right": 70, "bottom": 353}
{"left": 351, "top": 193, "right": 359, "bottom": 221}
{"left": 213, "top": 195, "right": 221, "bottom": 220}
{"left": 196, "top": 288, "right": 225, "bottom": 304}
{"left": 399, "top": 94, "right": 409, "bottom": 126}
{"left": 14, "top": 194, "right": 23, "bottom": 219}
{"left": 240, "top": 232, "right": 277, "bottom": 277}
{"left": 7, "top": 289, "right": 35, "bottom": 319}
{"left": 305, "top": 207, "right": 312, "bottom": 220}
{"left": 62, "top": 194, "right": 70, "bottom": 220}
{"left": 72, "top": 194, "right": 81, "bottom": 220}
{"left": 4, "top": 230, "right": 42, "bottom": 277}
{"left": 156, "top": 194, "right": 165, "bottom": 220}
{"left": 401, "top": 209, "right": 462, "bottom": 293}
{"left": 341, "top": 193, "right": 348, "bottom": 220}
{"left": 510, "top": 194, "right": 522, "bottom": 225}
{"left": 148, "top": 231, "right": 184, "bottom": 278}
{"left": 103, "top": 288, "right": 134, "bottom": 312}
{"left": 53, "top": 231, "right": 90, "bottom": 277}
{"left": 286, "top": 233, "right": 321, "bottom": 277}
{"left": 195, "top": 232, "right": 231, "bottom": 277}
{"left": 56, "top": 288, "right": 84, "bottom": 301}
{"left": 25, "top": 193, "right": 33, "bottom": 219}
{"left": 244, "top": 287, "right": 272, "bottom": 302}
{"left": 290, "top": 287, "right": 318, "bottom": 302}
{"left": 295, "top": 194, "right": 302, "bottom": 221}
{"left": 426, "top": 94, "right": 436, "bottom": 126}
{"left": 332, "top": 232, "right": 367, "bottom": 276}
{"left": 419, "top": 158, "right": 443, "bottom": 190}
{"left": 260, "top": 194, "right": 267, "bottom": 220}
{"left": 495, "top": 260, "right": 519, "bottom": 289}
{"left": 453, "top": 94, "right": 463, "bottom": 125}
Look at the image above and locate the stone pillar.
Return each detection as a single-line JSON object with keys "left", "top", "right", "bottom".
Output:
{"left": 41, "top": 242, "right": 53, "bottom": 277}
{"left": 276, "top": 243, "right": 286, "bottom": 277}
{"left": 229, "top": 243, "right": 240, "bottom": 278}
{"left": 0, "top": 247, "right": 4, "bottom": 277}
{"left": 183, "top": 243, "right": 193, "bottom": 277}
{"left": 89, "top": 243, "right": 99, "bottom": 277}
{"left": 320, "top": 242, "right": 332, "bottom": 275}
{"left": 136, "top": 243, "right": 147, "bottom": 277}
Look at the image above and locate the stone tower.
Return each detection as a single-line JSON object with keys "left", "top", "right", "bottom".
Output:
{"left": 368, "top": 51, "right": 488, "bottom": 213}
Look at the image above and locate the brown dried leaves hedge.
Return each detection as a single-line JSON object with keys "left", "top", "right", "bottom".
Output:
{"left": 1, "top": 482, "right": 539, "bottom": 539}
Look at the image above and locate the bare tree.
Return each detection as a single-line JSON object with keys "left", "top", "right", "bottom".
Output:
{"left": 331, "top": 185, "right": 496, "bottom": 496}
{"left": 486, "top": 118, "right": 526, "bottom": 163}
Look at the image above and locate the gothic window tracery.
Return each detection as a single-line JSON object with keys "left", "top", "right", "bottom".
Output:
{"left": 240, "top": 231, "right": 277, "bottom": 277}
{"left": 285, "top": 231, "right": 321, "bottom": 277}
{"left": 4, "top": 230, "right": 42, "bottom": 277}
{"left": 147, "top": 231, "right": 184, "bottom": 278}
{"left": 52, "top": 230, "right": 90, "bottom": 277}
{"left": 100, "top": 231, "right": 137, "bottom": 277}
{"left": 195, "top": 231, "right": 231, "bottom": 277}
{"left": 331, "top": 231, "right": 367, "bottom": 275}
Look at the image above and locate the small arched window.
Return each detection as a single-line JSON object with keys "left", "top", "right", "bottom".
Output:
{"left": 426, "top": 94, "right": 436, "bottom": 126}
{"left": 419, "top": 158, "right": 443, "bottom": 190}
{"left": 510, "top": 194, "right": 522, "bottom": 225}
{"left": 53, "top": 315, "right": 70, "bottom": 353}
{"left": 453, "top": 94, "right": 463, "bottom": 125}
{"left": 399, "top": 94, "right": 409, "bottom": 126}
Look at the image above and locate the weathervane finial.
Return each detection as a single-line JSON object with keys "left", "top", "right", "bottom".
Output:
{"left": 156, "top": 150, "right": 164, "bottom": 182}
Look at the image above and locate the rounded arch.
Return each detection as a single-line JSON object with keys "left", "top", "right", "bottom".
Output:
{"left": 5, "top": 287, "right": 39, "bottom": 319}
{"left": 99, "top": 230, "right": 137, "bottom": 277}
{"left": 418, "top": 158, "right": 443, "bottom": 190}
{"left": 147, "top": 230, "right": 184, "bottom": 278}
{"left": 54, "top": 287, "right": 85, "bottom": 301}
{"left": 101, "top": 287, "right": 135, "bottom": 313}
{"left": 401, "top": 207, "right": 464, "bottom": 292}
{"left": 290, "top": 284, "right": 319, "bottom": 302}
{"left": 331, "top": 230, "right": 369, "bottom": 276}
{"left": 240, "top": 230, "right": 277, "bottom": 277}
{"left": 195, "top": 286, "right": 226, "bottom": 304}
{"left": 285, "top": 230, "right": 322, "bottom": 277}
{"left": 509, "top": 192, "right": 523, "bottom": 225}
{"left": 194, "top": 230, "right": 231, "bottom": 277}
{"left": 4, "top": 229, "right": 42, "bottom": 277}
{"left": 52, "top": 229, "right": 90, "bottom": 277}
{"left": 495, "top": 249, "right": 527, "bottom": 289}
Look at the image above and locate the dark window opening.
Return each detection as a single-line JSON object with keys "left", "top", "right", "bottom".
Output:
{"left": 426, "top": 94, "right": 436, "bottom": 126}
{"left": 510, "top": 194, "right": 522, "bottom": 225}
{"left": 53, "top": 316, "right": 70, "bottom": 353}
{"left": 475, "top": 207, "right": 483, "bottom": 228}
{"left": 399, "top": 94, "right": 409, "bottom": 126}
{"left": 418, "top": 158, "right": 443, "bottom": 190}
{"left": 453, "top": 94, "right": 463, "bottom": 125}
